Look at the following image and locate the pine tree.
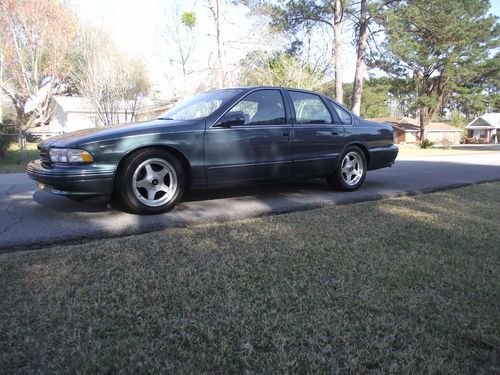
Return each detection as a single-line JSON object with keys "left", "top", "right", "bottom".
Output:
{"left": 372, "top": 0, "right": 499, "bottom": 139}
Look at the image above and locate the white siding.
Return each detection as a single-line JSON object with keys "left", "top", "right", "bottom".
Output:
{"left": 427, "top": 131, "right": 462, "bottom": 145}
{"left": 405, "top": 132, "right": 417, "bottom": 143}
{"left": 64, "top": 112, "right": 96, "bottom": 132}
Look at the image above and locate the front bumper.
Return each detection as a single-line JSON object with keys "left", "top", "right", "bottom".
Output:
{"left": 26, "top": 160, "right": 116, "bottom": 196}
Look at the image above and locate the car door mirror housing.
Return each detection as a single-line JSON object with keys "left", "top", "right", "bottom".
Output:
{"left": 217, "top": 111, "right": 246, "bottom": 127}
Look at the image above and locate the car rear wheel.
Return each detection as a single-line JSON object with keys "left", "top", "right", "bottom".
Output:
{"left": 116, "top": 149, "right": 185, "bottom": 214}
{"left": 327, "top": 146, "right": 367, "bottom": 191}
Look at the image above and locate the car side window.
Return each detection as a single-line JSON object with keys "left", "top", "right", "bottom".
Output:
{"left": 289, "top": 91, "right": 332, "bottom": 124}
{"left": 329, "top": 100, "right": 352, "bottom": 125}
{"left": 227, "top": 90, "right": 286, "bottom": 125}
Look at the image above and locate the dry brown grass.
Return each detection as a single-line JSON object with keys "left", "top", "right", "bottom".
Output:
{"left": 1, "top": 183, "right": 499, "bottom": 373}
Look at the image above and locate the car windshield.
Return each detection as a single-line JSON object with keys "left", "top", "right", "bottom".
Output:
{"left": 158, "top": 89, "right": 242, "bottom": 121}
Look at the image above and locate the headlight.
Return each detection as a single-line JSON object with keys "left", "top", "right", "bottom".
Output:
{"left": 49, "top": 148, "right": 94, "bottom": 163}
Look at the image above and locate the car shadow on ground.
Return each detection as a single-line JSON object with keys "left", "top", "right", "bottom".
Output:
{"left": 31, "top": 179, "right": 332, "bottom": 213}
{"left": 181, "top": 178, "right": 331, "bottom": 203}
{"left": 30, "top": 157, "right": 500, "bottom": 215}
{"left": 33, "top": 190, "right": 110, "bottom": 213}
{"left": 2, "top": 158, "right": 497, "bottom": 251}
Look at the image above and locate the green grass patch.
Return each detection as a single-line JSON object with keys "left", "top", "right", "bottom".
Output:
{"left": 0, "top": 143, "right": 38, "bottom": 173}
{"left": 1, "top": 183, "right": 499, "bottom": 373}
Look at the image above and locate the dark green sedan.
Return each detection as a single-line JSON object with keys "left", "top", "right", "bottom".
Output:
{"left": 27, "top": 87, "right": 398, "bottom": 214}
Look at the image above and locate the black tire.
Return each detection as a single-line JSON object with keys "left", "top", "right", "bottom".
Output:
{"left": 327, "top": 146, "right": 367, "bottom": 191}
{"left": 115, "top": 148, "right": 185, "bottom": 214}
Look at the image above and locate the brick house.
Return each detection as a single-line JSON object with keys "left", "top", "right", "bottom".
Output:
{"left": 466, "top": 113, "right": 500, "bottom": 143}
{"left": 368, "top": 117, "right": 462, "bottom": 145}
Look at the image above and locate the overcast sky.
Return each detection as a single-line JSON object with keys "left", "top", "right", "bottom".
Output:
{"left": 67, "top": 0, "right": 500, "bottom": 98}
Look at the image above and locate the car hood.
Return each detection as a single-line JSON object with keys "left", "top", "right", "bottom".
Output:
{"left": 41, "top": 119, "right": 197, "bottom": 148}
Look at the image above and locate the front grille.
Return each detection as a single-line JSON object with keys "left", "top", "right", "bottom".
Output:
{"left": 38, "top": 145, "right": 51, "bottom": 166}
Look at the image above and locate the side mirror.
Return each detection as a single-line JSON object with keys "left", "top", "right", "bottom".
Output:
{"left": 216, "top": 111, "right": 246, "bottom": 128}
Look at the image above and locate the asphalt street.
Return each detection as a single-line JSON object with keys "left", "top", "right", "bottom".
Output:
{"left": 1, "top": 152, "right": 499, "bottom": 251}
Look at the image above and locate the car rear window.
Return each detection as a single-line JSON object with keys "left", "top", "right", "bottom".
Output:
{"left": 289, "top": 91, "right": 332, "bottom": 124}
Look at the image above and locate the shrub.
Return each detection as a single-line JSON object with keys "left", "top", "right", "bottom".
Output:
{"left": 25, "top": 132, "right": 42, "bottom": 143}
{"left": 442, "top": 138, "right": 453, "bottom": 150}
{"left": 418, "top": 139, "right": 435, "bottom": 149}
{"left": 0, "top": 123, "right": 16, "bottom": 157}
{"left": 464, "top": 137, "right": 476, "bottom": 144}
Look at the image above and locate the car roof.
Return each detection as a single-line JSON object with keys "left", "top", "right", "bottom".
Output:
{"left": 197, "top": 86, "right": 335, "bottom": 103}
{"left": 207, "top": 86, "right": 360, "bottom": 121}
{"left": 217, "top": 86, "right": 339, "bottom": 102}
{"left": 224, "top": 86, "right": 319, "bottom": 94}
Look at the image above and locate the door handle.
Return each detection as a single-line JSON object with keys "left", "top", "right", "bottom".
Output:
{"left": 331, "top": 130, "right": 339, "bottom": 135}
{"left": 282, "top": 131, "right": 290, "bottom": 137}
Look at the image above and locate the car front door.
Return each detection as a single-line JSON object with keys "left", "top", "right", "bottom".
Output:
{"left": 287, "top": 90, "right": 345, "bottom": 177}
{"left": 204, "top": 89, "right": 292, "bottom": 185}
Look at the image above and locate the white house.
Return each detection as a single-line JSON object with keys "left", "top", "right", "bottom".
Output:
{"left": 466, "top": 113, "right": 500, "bottom": 143}
{"left": 49, "top": 96, "right": 133, "bottom": 133}
{"left": 30, "top": 96, "right": 114, "bottom": 139}
{"left": 28, "top": 96, "right": 172, "bottom": 139}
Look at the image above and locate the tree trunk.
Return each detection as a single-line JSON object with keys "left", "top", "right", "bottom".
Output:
{"left": 18, "top": 126, "right": 26, "bottom": 163}
{"left": 14, "top": 106, "right": 28, "bottom": 163}
{"left": 216, "top": 7, "right": 224, "bottom": 88}
{"left": 351, "top": 0, "right": 368, "bottom": 115}
{"left": 208, "top": 0, "right": 225, "bottom": 88}
{"left": 419, "top": 106, "right": 431, "bottom": 141}
{"left": 333, "top": 0, "right": 343, "bottom": 104}
{"left": 0, "top": 54, "right": 3, "bottom": 124}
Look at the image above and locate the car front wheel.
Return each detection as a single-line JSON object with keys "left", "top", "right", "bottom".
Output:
{"left": 327, "top": 146, "right": 367, "bottom": 191}
{"left": 116, "top": 149, "right": 185, "bottom": 214}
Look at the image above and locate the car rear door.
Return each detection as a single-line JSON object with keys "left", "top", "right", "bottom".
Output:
{"left": 287, "top": 90, "right": 345, "bottom": 177}
{"left": 204, "top": 88, "right": 292, "bottom": 184}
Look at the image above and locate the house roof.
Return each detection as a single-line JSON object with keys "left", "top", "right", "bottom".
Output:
{"left": 369, "top": 116, "right": 419, "bottom": 126}
{"left": 52, "top": 96, "right": 94, "bottom": 112}
{"left": 368, "top": 117, "right": 420, "bottom": 132}
{"left": 466, "top": 113, "right": 500, "bottom": 129}
{"left": 368, "top": 117, "right": 461, "bottom": 133}
{"left": 137, "top": 99, "right": 176, "bottom": 115}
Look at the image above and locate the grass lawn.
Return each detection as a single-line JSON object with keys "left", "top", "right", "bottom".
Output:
{"left": 1, "top": 183, "right": 499, "bottom": 373}
{"left": 0, "top": 143, "right": 38, "bottom": 173}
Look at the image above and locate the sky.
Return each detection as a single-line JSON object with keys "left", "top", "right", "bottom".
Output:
{"left": 67, "top": 0, "right": 288, "bottom": 98}
{"left": 67, "top": 0, "right": 500, "bottom": 99}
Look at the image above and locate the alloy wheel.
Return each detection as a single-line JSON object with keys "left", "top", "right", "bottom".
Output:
{"left": 132, "top": 158, "right": 178, "bottom": 207}
{"left": 341, "top": 151, "right": 364, "bottom": 187}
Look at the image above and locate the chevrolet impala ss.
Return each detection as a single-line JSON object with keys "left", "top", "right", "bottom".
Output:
{"left": 27, "top": 87, "right": 398, "bottom": 214}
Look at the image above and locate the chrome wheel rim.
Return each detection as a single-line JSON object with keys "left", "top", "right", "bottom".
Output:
{"left": 132, "top": 158, "right": 178, "bottom": 207}
{"left": 341, "top": 151, "right": 364, "bottom": 186}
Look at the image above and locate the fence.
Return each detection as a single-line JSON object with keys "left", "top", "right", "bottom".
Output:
{"left": 0, "top": 130, "right": 31, "bottom": 164}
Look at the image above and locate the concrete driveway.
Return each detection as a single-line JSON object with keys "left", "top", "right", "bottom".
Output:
{"left": 1, "top": 152, "right": 500, "bottom": 251}
{"left": 451, "top": 144, "right": 500, "bottom": 151}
